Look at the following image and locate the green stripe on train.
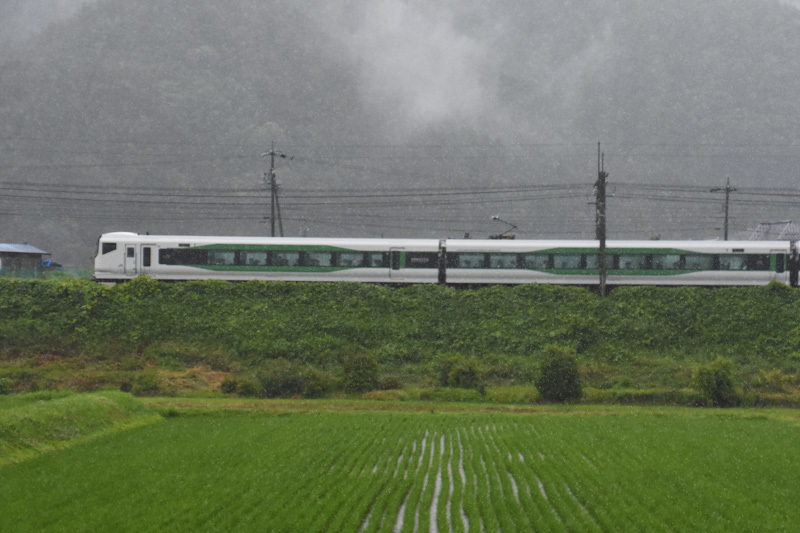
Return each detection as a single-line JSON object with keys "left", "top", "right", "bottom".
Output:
{"left": 535, "top": 247, "right": 722, "bottom": 255}
{"left": 193, "top": 265, "right": 354, "bottom": 272}
{"left": 192, "top": 244, "right": 359, "bottom": 252}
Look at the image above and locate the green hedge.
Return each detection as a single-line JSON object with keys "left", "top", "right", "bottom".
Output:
{"left": 1, "top": 278, "right": 800, "bottom": 376}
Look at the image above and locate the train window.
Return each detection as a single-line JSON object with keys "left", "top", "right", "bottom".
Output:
{"left": 242, "top": 251, "right": 268, "bottom": 266}
{"left": 684, "top": 255, "right": 714, "bottom": 270}
{"left": 522, "top": 254, "right": 551, "bottom": 269}
{"left": 305, "top": 252, "right": 332, "bottom": 267}
{"left": 127, "top": 247, "right": 135, "bottom": 258}
{"left": 338, "top": 252, "right": 365, "bottom": 267}
{"left": 553, "top": 254, "right": 582, "bottom": 269}
{"left": 718, "top": 254, "right": 747, "bottom": 271}
{"left": 102, "top": 243, "right": 117, "bottom": 254}
{"left": 405, "top": 252, "right": 438, "bottom": 268}
{"left": 487, "top": 253, "right": 517, "bottom": 269}
{"left": 617, "top": 254, "right": 649, "bottom": 270}
{"left": 208, "top": 250, "right": 236, "bottom": 266}
{"left": 159, "top": 248, "right": 208, "bottom": 265}
{"left": 652, "top": 254, "right": 682, "bottom": 270}
{"left": 143, "top": 247, "right": 151, "bottom": 267}
{"left": 746, "top": 255, "right": 771, "bottom": 271}
{"left": 457, "top": 253, "right": 486, "bottom": 268}
{"left": 272, "top": 251, "right": 300, "bottom": 267}
{"left": 366, "top": 252, "right": 388, "bottom": 267}
{"left": 776, "top": 255, "right": 786, "bottom": 273}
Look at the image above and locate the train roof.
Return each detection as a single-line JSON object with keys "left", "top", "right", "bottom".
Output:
{"left": 444, "top": 239, "right": 791, "bottom": 253}
{"left": 98, "top": 233, "right": 792, "bottom": 253}
{"left": 98, "top": 233, "right": 441, "bottom": 249}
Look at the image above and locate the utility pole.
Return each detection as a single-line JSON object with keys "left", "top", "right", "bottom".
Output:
{"left": 711, "top": 177, "right": 736, "bottom": 240}
{"left": 595, "top": 142, "right": 609, "bottom": 297}
{"left": 262, "top": 141, "right": 292, "bottom": 237}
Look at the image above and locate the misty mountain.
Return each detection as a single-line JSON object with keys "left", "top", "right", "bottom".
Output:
{"left": 2, "top": 0, "right": 800, "bottom": 266}
{"left": 0, "top": 0, "right": 95, "bottom": 48}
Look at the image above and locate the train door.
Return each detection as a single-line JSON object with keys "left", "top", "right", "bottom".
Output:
{"left": 124, "top": 245, "right": 137, "bottom": 276}
{"left": 140, "top": 245, "right": 155, "bottom": 276}
{"left": 389, "top": 248, "right": 404, "bottom": 280}
{"left": 772, "top": 248, "right": 789, "bottom": 285}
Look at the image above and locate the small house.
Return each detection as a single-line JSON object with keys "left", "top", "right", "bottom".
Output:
{"left": 0, "top": 243, "right": 49, "bottom": 276}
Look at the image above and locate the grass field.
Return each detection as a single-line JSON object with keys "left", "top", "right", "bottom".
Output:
{"left": 3, "top": 397, "right": 800, "bottom": 532}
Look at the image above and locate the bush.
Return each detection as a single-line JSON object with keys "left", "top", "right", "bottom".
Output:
{"left": 536, "top": 346, "right": 582, "bottom": 402}
{"left": 220, "top": 376, "right": 238, "bottom": 394}
{"left": 131, "top": 371, "right": 164, "bottom": 397}
{"left": 377, "top": 375, "right": 404, "bottom": 390}
{"left": 235, "top": 378, "right": 261, "bottom": 398}
{"left": 0, "top": 378, "right": 9, "bottom": 395}
{"left": 342, "top": 353, "right": 378, "bottom": 393}
{"left": 257, "top": 359, "right": 305, "bottom": 398}
{"left": 435, "top": 355, "right": 485, "bottom": 392}
{"left": 303, "top": 366, "right": 333, "bottom": 398}
{"left": 695, "top": 357, "right": 741, "bottom": 407}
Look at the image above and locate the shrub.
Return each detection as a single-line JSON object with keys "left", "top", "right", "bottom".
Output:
{"left": 257, "top": 359, "right": 305, "bottom": 398}
{"left": 235, "top": 378, "right": 261, "bottom": 398}
{"left": 0, "top": 378, "right": 9, "bottom": 395}
{"left": 448, "top": 360, "right": 484, "bottom": 391}
{"left": 131, "top": 371, "right": 164, "bottom": 397}
{"left": 303, "top": 367, "right": 333, "bottom": 398}
{"left": 435, "top": 355, "right": 485, "bottom": 392}
{"left": 220, "top": 376, "right": 238, "bottom": 394}
{"left": 695, "top": 357, "right": 741, "bottom": 407}
{"left": 749, "top": 368, "right": 796, "bottom": 393}
{"left": 536, "top": 346, "right": 582, "bottom": 403}
{"left": 377, "top": 375, "right": 404, "bottom": 390}
{"left": 342, "top": 353, "right": 378, "bottom": 393}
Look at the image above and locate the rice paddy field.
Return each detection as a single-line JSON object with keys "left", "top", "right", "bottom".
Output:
{"left": 3, "top": 402, "right": 800, "bottom": 532}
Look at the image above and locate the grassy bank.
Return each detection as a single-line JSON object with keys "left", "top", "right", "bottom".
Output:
{"left": 1, "top": 278, "right": 800, "bottom": 403}
{"left": 0, "top": 390, "right": 162, "bottom": 466}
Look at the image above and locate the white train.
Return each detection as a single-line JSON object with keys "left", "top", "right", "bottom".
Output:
{"left": 94, "top": 232, "right": 798, "bottom": 287}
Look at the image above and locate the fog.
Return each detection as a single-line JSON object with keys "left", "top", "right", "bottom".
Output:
{"left": 0, "top": 0, "right": 95, "bottom": 46}
{"left": 2, "top": 0, "right": 800, "bottom": 266}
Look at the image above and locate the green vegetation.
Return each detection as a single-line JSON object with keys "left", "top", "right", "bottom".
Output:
{"left": 342, "top": 353, "right": 379, "bottom": 393}
{"left": 3, "top": 397, "right": 800, "bottom": 531}
{"left": 536, "top": 346, "right": 583, "bottom": 402}
{"left": 2, "top": 278, "right": 800, "bottom": 405}
{"left": 695, "top": 357, "right": 741, "bottom": 407}
{"left": 0, "top": 390, "right": 161, "bottom": 466}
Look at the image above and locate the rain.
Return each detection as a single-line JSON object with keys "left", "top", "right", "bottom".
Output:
{"left": 2, "top": 0, "right": 800, "bottom": 266}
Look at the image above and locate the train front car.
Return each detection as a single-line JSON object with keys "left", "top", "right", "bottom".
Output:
{"left": 93, "top": 233, "right": 442, "bottom": 283}
{"left": 442, "top": 239, "right": 792, "bottom": 287}
{"left": 93, "top": 232, "right": 140, "bottom": 283}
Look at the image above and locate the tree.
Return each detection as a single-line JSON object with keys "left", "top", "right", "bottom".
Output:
{"left": 342, "top": 353, "right": 378, "bottom": 393}
{"left": 536, "top": 346, "right": 582, "bottom": 403}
